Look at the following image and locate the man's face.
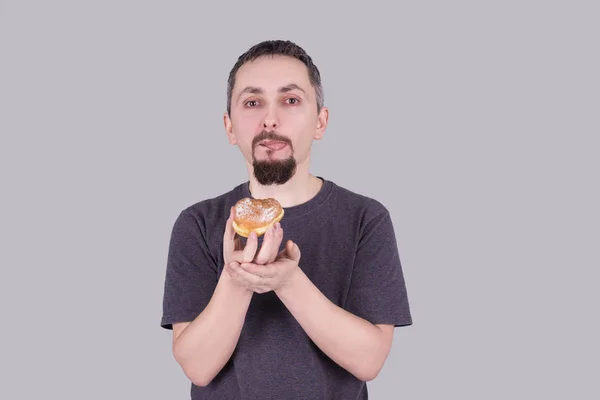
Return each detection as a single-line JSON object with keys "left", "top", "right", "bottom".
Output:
{"left": 224, "top": 55, "right": 327, "bottom": 185}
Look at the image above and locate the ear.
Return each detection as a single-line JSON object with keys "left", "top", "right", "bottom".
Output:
{"left": 314, "top": 106, "right": 329, "bottom": 140}
{"left": 224, "top": 112, "right": 237, "bottom": 145}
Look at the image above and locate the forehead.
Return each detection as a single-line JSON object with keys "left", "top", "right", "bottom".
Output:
{"left": 233, "top": 55, "right": 312, "bottom": 93}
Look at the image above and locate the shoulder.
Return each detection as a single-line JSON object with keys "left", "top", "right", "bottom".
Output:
{"left": 327, "top": 182, "right": 401, "bottom": 253}
{"left": 328, "top": 180, "right": 391, "bottom": 225}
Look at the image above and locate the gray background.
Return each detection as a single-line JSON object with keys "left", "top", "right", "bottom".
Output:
{"left": 1, "top": 1, "right": 598, "bottom": 399}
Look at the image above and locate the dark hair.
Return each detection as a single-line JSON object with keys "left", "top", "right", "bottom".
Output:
{"left": 226, "top": 40, "right": 324, "bottom": 116}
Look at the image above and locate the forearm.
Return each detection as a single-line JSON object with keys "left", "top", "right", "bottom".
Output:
{"left": 173, "top": 272, "right": 253, "bottom": 386}
{"left": 275, "top": 269, "right": 390, "bottom": 382}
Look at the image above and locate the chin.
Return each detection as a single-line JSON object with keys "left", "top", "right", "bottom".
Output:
{"left": 252, "top": 156, "right": 297, "bottom": 185}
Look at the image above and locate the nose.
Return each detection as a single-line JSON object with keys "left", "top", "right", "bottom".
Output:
{"left": 262, "top": 107, "right": 279, "bottom": 130}
{"left": 263, "top": 119, "right": 277, "bottom": 129}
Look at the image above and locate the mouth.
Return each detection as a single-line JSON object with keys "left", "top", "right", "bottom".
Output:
{"left": 258, "top": 140, "right": 289, "bottom": 151}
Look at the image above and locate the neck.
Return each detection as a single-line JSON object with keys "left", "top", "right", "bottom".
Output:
{"left": 246, "top": 158, "right": 323, "bottom": 208}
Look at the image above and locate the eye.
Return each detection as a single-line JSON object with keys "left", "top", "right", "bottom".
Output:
{"left": 244, "top": 100, "right": 259, "bottom": 108}
{"left": 285, "top": 98, "right": 300, "bottom": 105}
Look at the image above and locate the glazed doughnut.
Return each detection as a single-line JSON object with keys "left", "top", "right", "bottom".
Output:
{"left": 232, "top": 197, "right": 284, "bottom": 238}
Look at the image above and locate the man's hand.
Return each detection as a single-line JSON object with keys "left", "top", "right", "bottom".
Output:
{"left": 225, "top": 239, "right": 301, "bottom": 294}
{"left": 223, "top": 206, "right": 285, "bottom": 291}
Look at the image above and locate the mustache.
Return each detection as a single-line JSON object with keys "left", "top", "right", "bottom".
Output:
{"left": 252, "top": 130, "right": 293, "bottom": 149}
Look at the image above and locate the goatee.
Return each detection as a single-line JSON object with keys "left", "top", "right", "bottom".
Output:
{"left": 253, "top": 157, "right": 297, "bottom": 185}
{"left": 251, "top": 130, "right": 296, "bottom": 185}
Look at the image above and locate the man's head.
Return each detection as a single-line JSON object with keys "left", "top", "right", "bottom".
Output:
{"left": 223, "top": 40, "right": 328, "bottom": 186}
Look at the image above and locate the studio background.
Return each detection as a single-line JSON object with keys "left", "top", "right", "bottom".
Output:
{"left": 1, "top": 1, "right": 598, "bottom": 399}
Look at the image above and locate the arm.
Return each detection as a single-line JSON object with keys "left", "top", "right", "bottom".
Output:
{"left": 276, "top": 268, "right": 394, "bottom": 382}
{"left": 168, "top": 208, "right": 284, "bottom": 387}
{"left": 228, "top": 209, "right": 412, "bottom": 381}
{"left": 172, "top": 272, "right": 253, "bottom": 387}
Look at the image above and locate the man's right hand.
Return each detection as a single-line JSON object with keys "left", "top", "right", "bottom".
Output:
{"left": 223, "top": 206, "right": 284, "bottom": 268}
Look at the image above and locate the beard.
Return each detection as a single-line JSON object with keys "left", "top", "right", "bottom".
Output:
{"left": 253, "top": 157, "right": 297, "bottom": 185}
{"left": 251, "top": 130, "right": 297, "bottom": 185}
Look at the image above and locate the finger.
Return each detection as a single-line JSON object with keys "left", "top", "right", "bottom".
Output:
{"left": 271, "top": 223, "right": 284, "bottom": 263}
{"left": 285, "top": 240, "right": 301, "bottom": 262}
{"left": 222, "top": 207, "right": 236, "bottom": 262}
{"left": 225, "top": 261, "right": 239, "bottom": 278}
{"left": 263, "top": 223, "right": 283, "bottom": 265}
{"left": 257, "top": 223, "right": 285, "bottom": 265}
{"left": 274, "top": 235, "right": 292, "bottom": 260}
{"left": 226, "top": 268, "right": 237, "bottom": 280}
{"left": 226, "top": 261, "right": 240, "bottom": 271}
{"left": 242, "top": 232, "right": 258, "bottom": 263}
{"left": 233, "top": 262, "right": 265, "bottom": 285}
{"left": 230, "top": 263, "right": 267, "bottom": 292}
{"left": 223, "top": 207, "right": 235, "bottom": 241}
{"left": 232, "top": 263, "right": 272, "bottom": 292}
{"left": 227, "top": 262, "right": 254, "bottom": 289}
{"left": 253, "top": 225, "right": 276, "bottom": 265}
{"left": 240, "top": 262, "right": 272, "bottom": 279}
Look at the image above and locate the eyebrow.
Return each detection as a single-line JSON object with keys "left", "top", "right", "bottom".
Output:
{"left": 236, "top": 83, "right": 307, "bottom": 103}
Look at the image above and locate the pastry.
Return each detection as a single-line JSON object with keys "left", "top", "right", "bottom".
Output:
{"left": 232, "top": 197, "right": 284, "bottom": 238}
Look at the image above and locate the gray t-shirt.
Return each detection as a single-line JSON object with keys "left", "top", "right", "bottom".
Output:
{"left": 161, "top": 177, "right": 413, "bottom": 399}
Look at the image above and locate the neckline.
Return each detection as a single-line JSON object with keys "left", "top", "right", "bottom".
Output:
{"left": 238, "top": 176, "right": 334, "bottom": 220}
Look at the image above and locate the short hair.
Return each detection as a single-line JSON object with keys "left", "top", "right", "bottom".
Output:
{"left": 226, "top": 40, "right": 324, "bottom": 116}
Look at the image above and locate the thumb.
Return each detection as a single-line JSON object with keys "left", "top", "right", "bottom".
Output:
{"left": 286, "top": 240, "right": 301, "bottom": 262}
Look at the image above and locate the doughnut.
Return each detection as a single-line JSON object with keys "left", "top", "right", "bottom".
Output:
{"left": 232, "top": 197, "right": 284, "bottom": 238}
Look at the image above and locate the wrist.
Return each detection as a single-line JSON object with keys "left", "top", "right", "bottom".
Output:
{"left": 275, "top": 266, "right": 304, "bottom": 299}
{"left": 219, "top": 270, "right": 254, "bottom": 299}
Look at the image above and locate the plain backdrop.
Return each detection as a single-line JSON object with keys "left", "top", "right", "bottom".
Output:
{"left": 1, "top": 1, "right": 598, "bottom": 399}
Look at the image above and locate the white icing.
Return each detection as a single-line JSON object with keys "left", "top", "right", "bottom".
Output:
{"left": 235, "top": 198, "right": 279, "bottom": 223}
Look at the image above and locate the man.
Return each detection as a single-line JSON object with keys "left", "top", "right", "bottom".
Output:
{"left": 160, "top": 39, "right": 413, "bottom": 399}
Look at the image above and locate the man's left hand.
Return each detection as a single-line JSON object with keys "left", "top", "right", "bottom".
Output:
{"left": 225, "top": 239, "right": 301, "bottom": 294}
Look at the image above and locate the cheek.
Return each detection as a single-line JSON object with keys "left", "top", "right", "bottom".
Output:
{"left": 293, "top": 138, "right": 313, "bottom": 161}
{"left": 290, "top": 116, "right": 318, "bottom": 152}
{"left": 232, "top": 114, "right": 261, "bottom": 147}
{"left": 236, "top": 111, "right": 262, "bottom": 128}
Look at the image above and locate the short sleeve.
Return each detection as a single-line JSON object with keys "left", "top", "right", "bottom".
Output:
{"left": 160, "top": 209, "right": 218, "bottom": 330}
{"left": 344, "top": 206, "right": 413, "bottom": 327}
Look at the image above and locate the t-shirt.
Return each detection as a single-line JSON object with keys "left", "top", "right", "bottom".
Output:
{"left": 160, "top": 177, "right": 413, "bottom": 399}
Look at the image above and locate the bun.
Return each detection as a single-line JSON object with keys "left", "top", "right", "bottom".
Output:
{"left": 232, "top": 197, "right": 284, "bottom": 238}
